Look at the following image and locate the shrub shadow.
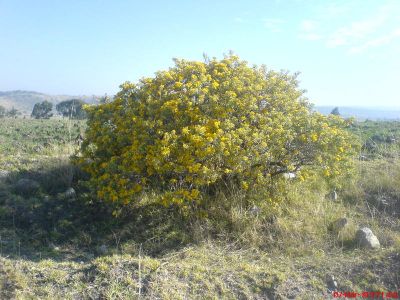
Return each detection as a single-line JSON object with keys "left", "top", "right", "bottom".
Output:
{"left": 0, "top": 163, "right": 193, "bottom": 262}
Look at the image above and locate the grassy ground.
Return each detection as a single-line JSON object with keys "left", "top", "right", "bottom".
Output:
{"left": 0, "top": 118, "right": 399, "bottom": 299}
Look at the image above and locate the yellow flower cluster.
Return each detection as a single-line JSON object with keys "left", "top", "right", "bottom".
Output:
{"left": 78, "top": 55, "right": 356, "bottom": 207}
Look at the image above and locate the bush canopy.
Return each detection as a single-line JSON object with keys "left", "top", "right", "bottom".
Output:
{"left": 31, "top": 101, "right": 53, "bottom": 119}
{"left": 79, "top": 55, "right": 356, "bottom": 207}
{"left": 56, "top": 99, "right": 87, "bottom": 119}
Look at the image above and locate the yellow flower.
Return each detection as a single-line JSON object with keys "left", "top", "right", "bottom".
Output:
{"left": 161, "top": 148, "right": 170, "bottom": 156}
{"left": 182, "top": 127, "right": 190, "bottom": 135}
{"left": 311, "top": 134, "right": 318, "bottom": 142}
{"left": 241, "top": 181, "right": 249, "bottom": 190}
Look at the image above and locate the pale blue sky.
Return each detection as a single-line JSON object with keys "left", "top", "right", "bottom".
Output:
{"left": 1, "top": 0, "right": 399, "bottom": 106}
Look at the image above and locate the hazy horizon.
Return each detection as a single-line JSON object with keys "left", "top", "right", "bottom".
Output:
{"left": 3, "top": 90, "right": 400, "bottom": 110}
{"left": 1, "top": 0, "right": 400, "bottom": 106}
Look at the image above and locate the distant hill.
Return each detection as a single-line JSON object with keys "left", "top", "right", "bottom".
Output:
{"left": 315, "top": 106, "right": 400, "bottom": 121}
{"left": 0, "top": 90, "right": 102, "bottom": 114}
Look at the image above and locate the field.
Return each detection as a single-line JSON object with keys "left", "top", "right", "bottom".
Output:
{"left": 0, "top": 118, "right": 399, "bottom": 299}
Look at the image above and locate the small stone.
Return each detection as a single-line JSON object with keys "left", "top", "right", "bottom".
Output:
{"left": 356, "top": 227, "right": 380, "bottom": 249}
{"left": 283, "top": 172, "right": 296, "bottom": 179}
{"left": 359, "top": 155, "right": 368, "bottom": 161}
{"left": 33, "top": 145, "right": 44, "bottom": 152}
{"left": 377, "top": 196, "right": 389, "bottom": 207}
{"left": 326, "top": 190, "right": 338, "bottom": 201}
{"left": 65, "top": 187, "right": 76, "bottom": 198}
{"left": 249, "top": 205, "right": 261, "bottom": 216}
{"left": 49, "top": 243, "right": 60, "bottom": 251}
{"left": 326, "top": 274, "right": 338, "bottom": 292}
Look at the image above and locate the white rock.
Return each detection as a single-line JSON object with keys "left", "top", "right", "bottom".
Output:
{"left": 326, "top": 190, "right": 338, "bottom": 201}
{"left": 356, "top": 227, "right": 380, "bottom": 249}
{"left": 65, "top": 187, "right": 76, "bottom": 198}
{"left": 283, "top": 172, "right": 296, "bottom": 179}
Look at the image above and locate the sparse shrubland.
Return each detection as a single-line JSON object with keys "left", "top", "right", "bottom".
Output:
{"left": 0, "top": 59, "right": 399, "bottom": 298}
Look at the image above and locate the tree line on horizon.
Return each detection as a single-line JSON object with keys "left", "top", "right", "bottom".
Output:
{"left": 0, "top": 105, "right": 19, "bottom": 118}
{"left": 0, "top": 99, "right": 88, "bottom": 119}
{"left": 31, "top": 99, "right": 88, "bottom": 119}
{"left": 2, "top": 95, "right": 113, "bottom": 119}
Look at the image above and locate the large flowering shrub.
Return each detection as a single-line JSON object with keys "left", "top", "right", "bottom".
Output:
{"left": 79, "top": 55, "right": 355, "bottom": 207}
